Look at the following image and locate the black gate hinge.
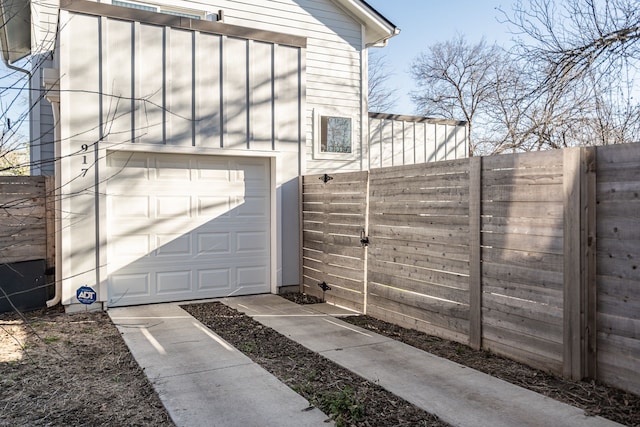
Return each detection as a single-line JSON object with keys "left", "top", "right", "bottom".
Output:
{"left": 319, "top": 174, "right": 333, "bottom": 184}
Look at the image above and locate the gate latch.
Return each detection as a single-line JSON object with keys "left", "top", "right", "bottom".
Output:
{"left": 360, "top": 229, "right": 369, "bottom": 247}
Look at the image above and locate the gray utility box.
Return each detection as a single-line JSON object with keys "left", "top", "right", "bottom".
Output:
{"left": 0, "top": 259, "right": 52, "bottom": 313}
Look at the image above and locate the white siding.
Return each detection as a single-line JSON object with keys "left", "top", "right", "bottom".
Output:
{"left": 368, "top": 115, "right": 469, "bottom": 169}
{"left": 57, "top": 7, "right": 305, "bottom": 308}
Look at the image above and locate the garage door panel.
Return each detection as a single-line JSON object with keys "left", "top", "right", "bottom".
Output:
{"left": 107, "top": 152, "right": 271, "bottom": 306}
{"left": 235, "top": 196, "right": 268, "bottom": 217}
{"left": 156, "top": 271, "right": 192, "bottom": 294}
{"left": 236, "top": 231, "right": 268, "bottom": 253}
{"left": 110, "top": 273, "right": 151, "bottom": 298}
{"left": 156, "top": 196, "right": 191, "bottom": 218}
{"left": 107, "top": 155, "right": 149, "bottom": 179}
{"left": 196, "top": 232, "right": 231, "bottom": 254}
{"left": 109, "top": 195, "right": 150, "bottom": 218}
{"left": 237, "top": 265, "right": 269, "bottom": 288}
{"left": 156, "top": 234, "right": 192, "bottom": 256}
{"left": 155, "top": 157, "right": 192, "bottom": 179}
{"left": 197, "top": 196, "right": 232, "bottom": 217}
{"left": 111, "top": 234, "right": 151, "bottom": 257}
{"left": 197, "top": 268, "right": 231, "bottom": 290}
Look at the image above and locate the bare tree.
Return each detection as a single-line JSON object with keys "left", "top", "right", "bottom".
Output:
{"left": 368, "top": 50, "right": 398, "bottom": 113}
{"left": 410, "top": 36, "right": 505, "bottom": 156}
{"left": 500, "top": 0, "right": 640, "bottom": 146}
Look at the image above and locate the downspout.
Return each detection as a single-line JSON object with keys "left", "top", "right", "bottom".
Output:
{"left": 42, "top": 68, "right": 61, "bottom": 308}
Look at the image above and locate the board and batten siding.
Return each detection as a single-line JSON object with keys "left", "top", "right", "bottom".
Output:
{"left": 56, "top": 0, "right": 305, "bottom": 307}
{"left": 180, "top": 0, "right": 365, "bottom": 173}
{"left": 369, "top": 113, "right": 469, "bottom": 168}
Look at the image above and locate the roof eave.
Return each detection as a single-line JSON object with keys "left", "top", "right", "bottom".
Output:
{"left": 334, "top": 0, "right": 399, "bottom": 47}
{"left": 0, "top": 0, "right": 32, "bottom": 64}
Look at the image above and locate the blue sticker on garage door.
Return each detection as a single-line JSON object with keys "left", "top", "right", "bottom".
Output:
{"left": 76, "top": 286, "right": 97, "bottom": 304}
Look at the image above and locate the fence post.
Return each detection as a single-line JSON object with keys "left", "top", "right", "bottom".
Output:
{"left": 583, "top": 147, "right": 597, "bottom": 379}
{"left": 469, "top": 156, "right": 482, "bottom": 350}
{"left": 563, "top": 147, "right": 597, "bottom": 380}
{"left": 45, "top": 176, "right": 56, "bottom": 271}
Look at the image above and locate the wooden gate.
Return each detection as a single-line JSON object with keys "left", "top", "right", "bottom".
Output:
{"left": 301, "top": 172, "right": 368, "bottom": 312}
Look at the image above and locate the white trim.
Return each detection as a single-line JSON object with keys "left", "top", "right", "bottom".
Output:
{"left": 312, "top": 109, "right": 357, "bottom": 161}
{"left": 270, "top": 156, "right": 277, "bottom": 294}
{"left": 100, "top": 141, "right": 278, "bottom": 158}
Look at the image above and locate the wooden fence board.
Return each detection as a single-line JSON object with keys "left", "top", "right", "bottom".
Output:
{"left": 368, "top": 263, "right": 468, "bottom": 291}
{"left": 302, "top": 221, "right": 363, "bottom": 235}
{"left": 368, "top": 270, "right": 469, "bottom": 303}
{"left": 482, "top": 247, "right": 563, "bottom": 272}
{"left": 366, "top": 304, "right": 469, "bottom": 344}
{"left": 482, "top": 261, "right": 563, "bottom": 289}
{"left": 369, "top": 225, "right": 470, "bottom": 245}
{"left": 482, "top": 232, "right": 563, "bottom": 254}
{"left": 303, "top": 212, "right": 364, "bottom": 225}
{"left": 370, "top": 249, "right": 469, "bottom": 275}
{"left": 482, "top": 183, "right": 563, "bottom": 202}
{"left": 483, "top": 201, "right": 564, "bottom": 219}
{"left": 369, "top": 173, "right": 468, "bottom": 189}
{"left": 482, "top": 216, "right": 564, "bottom": 237}
{"left": 481, "top": 170, "right": 563, "bottom": 186}
{"left": 303, "top": 239, "right": 364, "bottom": 258}
{"left": 370, "top": 186, "right": 469, "bottom": 201}
{"left": 367, "top": 293, "right": 470, "bottom": 337}
{"left": 482, "top": 328, "right": 563, "bottom": 374}
{"left": 371, "top": 238, "right": 470, "bottom": 260}
{"left": 370, "top": 158, "right": 470, "bottom": 178}
{"left": 482, "top": 150, "right": 563, "bottom": 169}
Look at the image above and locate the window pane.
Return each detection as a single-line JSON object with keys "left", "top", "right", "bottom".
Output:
{"left": 321, "top": 116, "right": 351, "bottom": 153}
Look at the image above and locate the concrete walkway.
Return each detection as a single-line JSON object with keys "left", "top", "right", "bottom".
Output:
{"left": 110, "top": 295, "right": 624, "bottom": 427}
{"left": 108, "top": 302, "right": 332, "bottom": 427}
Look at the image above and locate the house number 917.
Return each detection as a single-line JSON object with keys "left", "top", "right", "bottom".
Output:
{"left": 81, "top": 144, "right": 88, "bottom": 176}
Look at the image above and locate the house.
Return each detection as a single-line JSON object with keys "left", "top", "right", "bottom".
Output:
{"left": 1, "top": 0, "right": 467, "bottom": 312}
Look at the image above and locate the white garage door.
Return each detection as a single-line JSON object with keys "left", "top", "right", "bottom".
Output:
{"left": 106, "top": 152, "right": 271, "bottom": 307}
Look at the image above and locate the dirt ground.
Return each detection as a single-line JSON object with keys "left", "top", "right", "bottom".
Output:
{"left": 0, "top": 307, "right": 174, "bottom": 427}
{"left": 1, "top": 296, "right": 638, "bottom": 427}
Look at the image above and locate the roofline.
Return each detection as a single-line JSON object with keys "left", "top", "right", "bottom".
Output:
{"left": 358, "top": 0, "right": 397, "bottom": 30}
{"left": 334, "top": 0, "right": 400, "bottom": 47}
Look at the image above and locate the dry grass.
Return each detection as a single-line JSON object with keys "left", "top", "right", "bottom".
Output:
{"left": 0, "top": 307, "right": 174, "bottom": 427}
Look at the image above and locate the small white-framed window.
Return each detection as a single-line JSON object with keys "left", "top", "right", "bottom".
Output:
{"left": 313, "top": 111, "right": 356, "bottom": 159}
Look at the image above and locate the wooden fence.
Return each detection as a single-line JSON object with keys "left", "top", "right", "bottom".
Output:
{"left": 0, "top": 176, "right": 55, "bottom": 267}
{"left": 301, "top": 144, "right": 639, "bottom": 395}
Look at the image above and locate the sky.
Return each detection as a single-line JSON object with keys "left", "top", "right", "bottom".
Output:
{"left": 365, "top": 0, "right": 515, "bottom": 115}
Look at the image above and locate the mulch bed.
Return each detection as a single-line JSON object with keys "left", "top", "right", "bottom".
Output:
{"left": 182, "top": 301, "right": 449, "bottom": 427}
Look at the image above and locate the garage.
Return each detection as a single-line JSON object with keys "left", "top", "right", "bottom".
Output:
{"left": 106, "top": 152, "right": 271, "bottom": 307}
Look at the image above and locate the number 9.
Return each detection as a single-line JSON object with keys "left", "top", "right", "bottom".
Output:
{"left": 81, "top": 144, "right": 88, "bottom": 152}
